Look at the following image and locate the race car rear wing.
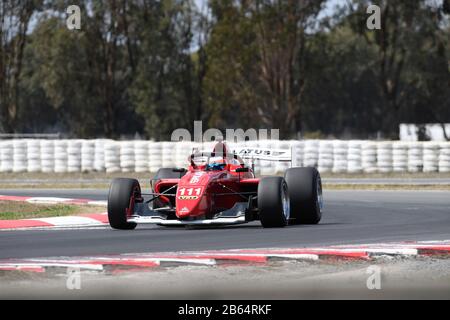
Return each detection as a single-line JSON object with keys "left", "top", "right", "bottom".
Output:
{"left": 190, "top": 145, "right": 294, "bottom": 170}
{"left": 233, "top": 147, "right": 292, "bottom": 162}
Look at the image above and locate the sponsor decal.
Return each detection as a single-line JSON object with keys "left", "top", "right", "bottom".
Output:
{"left": 178, "top": 196, "right": 199, "bottom": 200}
{"left": 190, "top": 172, "right": 205, "bottom": 184}
{"left": 178, "top": 187, "right": 202, "bottom": 200}
{"left": 233, "top": 147, "right": 291, "bottom": 161}
{"left": 236, "top": 148, "right": 287, "bottom": 157}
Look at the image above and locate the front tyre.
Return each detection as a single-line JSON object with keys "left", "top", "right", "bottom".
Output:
{"left": 258, "top": 177, "right": 290, "bottom": 228}
{"left": 284, "top": 167, "right": 323, "bottom": 225}
{"left": 108, "top": 178, "right": 140, "bottom": 230}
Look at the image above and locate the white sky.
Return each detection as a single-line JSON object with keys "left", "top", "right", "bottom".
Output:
{"left": 194, "top": 0, "right": 342, "bottom": 16}
{"left": 27, "top": 0, "right": 342, "bottom": 35}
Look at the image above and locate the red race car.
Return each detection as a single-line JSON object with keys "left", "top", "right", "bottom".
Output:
{"left": 107, "top": 141, "right": 323, "bottom": 229}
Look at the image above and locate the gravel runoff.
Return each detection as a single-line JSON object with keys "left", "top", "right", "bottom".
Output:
{"left": 1, "top": 255, "right": 449, "bottom": 299}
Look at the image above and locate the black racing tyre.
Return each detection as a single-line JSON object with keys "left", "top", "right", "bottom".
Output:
{"left": 108, "top": 178, "right": 140, "bottom": 230}
{"left": 284, "top": 167, "right": 323, "bottom": 225}
{"left": 258, "top": 177, "right": 290, "bottom": 228}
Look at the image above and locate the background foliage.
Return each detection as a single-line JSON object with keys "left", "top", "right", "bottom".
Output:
{"left": 0, "top": 0, "right": 449, "bottom": 140}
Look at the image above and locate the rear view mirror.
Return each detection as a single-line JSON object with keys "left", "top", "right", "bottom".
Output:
{"left": 236, "top": 167, "right": 249, "bottom": 173}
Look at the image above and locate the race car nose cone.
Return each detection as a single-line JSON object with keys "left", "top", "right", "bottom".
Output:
{"left": 176, "top": 171, "right": 210, "bottom": 218}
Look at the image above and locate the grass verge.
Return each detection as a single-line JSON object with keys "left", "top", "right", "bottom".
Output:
{"left": 0, "top": 172, "right": 449, "bottom": 190}
{"left": 0, "top": 201, "right": 106, "bottom": 220}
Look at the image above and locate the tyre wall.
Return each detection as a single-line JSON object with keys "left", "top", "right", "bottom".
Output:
{"left": 0, "top": 139, "right": 449, "bottom": 174}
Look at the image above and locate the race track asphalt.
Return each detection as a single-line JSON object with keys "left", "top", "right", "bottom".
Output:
{"left": 0, "top": 189, "right": 449, "bottom": 259}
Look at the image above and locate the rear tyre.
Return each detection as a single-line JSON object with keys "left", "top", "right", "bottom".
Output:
{"left": 258, "top": 177, "right": 290, "bottom": 228}
{"left": 108, "top": 178, "right": 140, "bottom": 230}
{"left": 284, "top": 167, "right": 323, "bottom": 225}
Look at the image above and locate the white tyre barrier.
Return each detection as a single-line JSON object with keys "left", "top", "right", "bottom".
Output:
{"left": 377, "top": 142, "right": 393, "bottom": 173}
{"left": 134, "top": 141, "right": 149, "bottom": 172}
{"left": 407, "top": 142, "right": 423, "bottom": 173}
{"left": 13, "top": 140, "right": 27, "bottom": 173}
{"left": 423, "top": 142, "right": 439, "bottom": 172}
{"left": 2, "top": 139, "right": 450, "bottom": 174}
{"left": 54, "top": 140, "right": 68, "bottom": 173}
{"left": 119, "top": 141, "right": 135, "bottom": 173}
{"left": 94, "top": 139, "right": 109, "bottom": 172}
{"left": 148, "top": 141, "right": 162, "bottom": 172}
{"left": 0, "top": 141, "right": 13, "bottom": 172}
{"left": 40, "top": 140, "right": 54, "bottom": 173}
{"left": 438, "top": 142, "right": 450, "bottom": 173}
{"left": 81, "top": 140, "right": 95, "bottom": 172}
{"left": 303, "top": 140, "right": 319, "bottom": 168}
{"left": 361, "top": 141, "right": 377, "bottom": 173}
{"left": 105, "top": 141, "right": 120, "bottom": 173}
{"left": 161, "top": 142, "right": 177, "bottom": 168}
{"left": 318, "top": 141, "right": 333, "bottom": 173}
{"left": 67, "top": 140, "right": 82, "bottom": 173}
{"left": 347, "top": 141, "right": 362, "bottom": 173}
{"left": 332, "top": 140, "right": 348, "bottom": 173}
{"left": 392, "top": 142, "right": 408, "bottom": 172}
{"left": 27, "top": 140, "right": 41, "bottom": 172}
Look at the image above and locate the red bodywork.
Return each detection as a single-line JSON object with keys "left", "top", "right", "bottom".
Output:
{"left": 153, "top": 144, "right": 259, "bottom": 219}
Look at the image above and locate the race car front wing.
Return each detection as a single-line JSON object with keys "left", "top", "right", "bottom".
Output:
{"left": 127, "top": 202, "right": 253, "bottom": 226}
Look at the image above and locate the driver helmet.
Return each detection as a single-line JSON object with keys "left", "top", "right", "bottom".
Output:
{"left": 206, "top": 157, "right": 226, "bottom": 171}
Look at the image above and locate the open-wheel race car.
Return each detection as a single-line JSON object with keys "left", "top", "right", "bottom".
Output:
{"left": 107, "top": 141, "right": 323, "bottom": 229}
